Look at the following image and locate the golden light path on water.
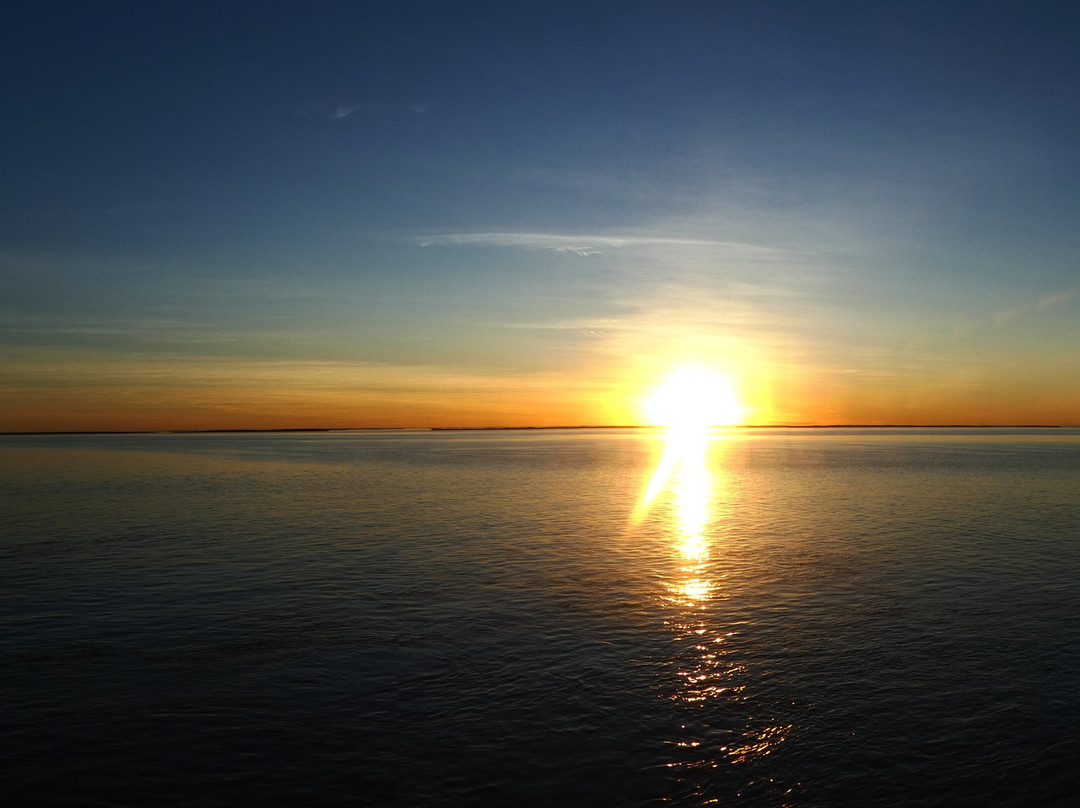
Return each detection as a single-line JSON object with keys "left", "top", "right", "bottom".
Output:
{"left": 632, "top": 421, "right": 792, "bottom": 779}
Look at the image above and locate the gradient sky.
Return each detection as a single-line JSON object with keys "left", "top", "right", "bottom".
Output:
{"left": 3, "top": 1, "right": 1079, "bottom": 430}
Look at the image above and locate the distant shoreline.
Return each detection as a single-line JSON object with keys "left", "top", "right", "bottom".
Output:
{"left": 0, "top": 424, "right": 1067, "bottom": 436}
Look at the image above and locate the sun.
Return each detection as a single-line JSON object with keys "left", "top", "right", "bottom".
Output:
{"left": 643, "top": 367, "right": 744, "bottom": 429}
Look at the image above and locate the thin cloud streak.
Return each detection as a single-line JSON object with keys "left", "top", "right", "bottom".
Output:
{"left": 994, "top": 285, "right": 1078, "bottom": 326}
{"left": 417, "top": 231, "right": 789, "bottom": 259}
{"left": 0, "top": 351, "right": 565, "bottom": 392}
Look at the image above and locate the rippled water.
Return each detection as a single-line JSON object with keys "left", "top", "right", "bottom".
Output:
{"left": 3, "top": 428, "right": 1080, "bottom": 806}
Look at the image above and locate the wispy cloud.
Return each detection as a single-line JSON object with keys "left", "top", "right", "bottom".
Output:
{"left": 994, "top": 285, "right": 1077, "bottom": 325}
{"left": 329, "top": 103, "right": 367, "bottom": 120}
{"left": 291, "top": 101, "right": 378, "bottom": 120}
{"left": 0, "top": 350, "right": 558, "bottom": 390}
{"left": 0, "top": 316, "right": 241, "bottom": 346}
{"left": 1038, "top": 287, "right": 1076, "bottom": 311}
{"left": 417, "top": 231, "right": 788, "bottom": 259}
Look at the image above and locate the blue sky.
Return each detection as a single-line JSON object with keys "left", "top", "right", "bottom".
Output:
{"left": 2, "top": 1, "right": 1079, "bottom": 429}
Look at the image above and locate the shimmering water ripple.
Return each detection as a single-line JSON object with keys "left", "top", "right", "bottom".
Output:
{"left": 2, "top": 429, "right": 1080, "bottom": 806}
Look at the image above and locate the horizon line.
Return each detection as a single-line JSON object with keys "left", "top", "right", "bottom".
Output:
{"left": 0, "top": 423, "right": 1070, "bottom": 437}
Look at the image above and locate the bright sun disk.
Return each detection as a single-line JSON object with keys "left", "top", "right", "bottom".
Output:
{"left": 644, "top": 368, "right": 744, "bottom": 429}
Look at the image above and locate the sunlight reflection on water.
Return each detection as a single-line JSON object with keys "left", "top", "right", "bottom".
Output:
{"left": 6, "top": 430, "right": 1080, "bottom": 806}
{"left": 637, "top": 427, "right": 792, "bottom": 791}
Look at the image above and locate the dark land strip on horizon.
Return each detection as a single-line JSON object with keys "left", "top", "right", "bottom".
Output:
{"left": 0, "top": 424, "right": 1067, "bottom": 436}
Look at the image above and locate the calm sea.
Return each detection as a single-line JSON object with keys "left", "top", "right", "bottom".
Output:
{"left": 3, "top": 428, "right": 1080, "bottom": 807}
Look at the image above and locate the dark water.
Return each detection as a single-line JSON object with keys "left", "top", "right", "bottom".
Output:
{"left": 2, "top": 428, "right": 1080, "bottom": 806}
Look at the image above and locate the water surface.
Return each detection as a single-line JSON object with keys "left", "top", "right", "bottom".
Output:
{"left": 3, "top": 428, "right": 1079, "bottom": 806}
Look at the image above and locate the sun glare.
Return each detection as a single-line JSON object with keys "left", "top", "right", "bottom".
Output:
{"left": 644, "top": 367, "right": 744, "bottom": 429}
{"left": 631, "top": 366, "right": 740, "bottom": 528}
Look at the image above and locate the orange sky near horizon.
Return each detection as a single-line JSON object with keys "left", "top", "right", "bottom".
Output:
{"left": 2, "top": 348, "right": 1077, "bottom": 433}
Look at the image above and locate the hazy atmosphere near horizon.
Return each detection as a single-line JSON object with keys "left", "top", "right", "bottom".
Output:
{"left": 2, "top": 1, "right": 1079, "bottom": 430}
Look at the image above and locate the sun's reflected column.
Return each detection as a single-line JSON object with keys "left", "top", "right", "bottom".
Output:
{"left": 673, "top": 426, "right": 710, "bottom": 566}
{"left": 655, "top": 426, "right": 739, "bottom": 710}
{"left": 634, "top": 424, "right": 792, "bottom": 797}
{"left": 633, "top": 423, "right": 735, "bottom": 704}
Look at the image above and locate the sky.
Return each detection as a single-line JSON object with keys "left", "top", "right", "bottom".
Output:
{"left": 2, "top": 0, "right": 1079, "bottom": 431}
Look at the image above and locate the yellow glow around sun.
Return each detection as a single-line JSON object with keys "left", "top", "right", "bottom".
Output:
{"left": 643, "top": 367, "right": 744, "bottom": 429}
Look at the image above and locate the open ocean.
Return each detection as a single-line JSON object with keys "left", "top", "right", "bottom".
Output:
{"left": 3, "top": 427, "right": 1080, "bottom": 807}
